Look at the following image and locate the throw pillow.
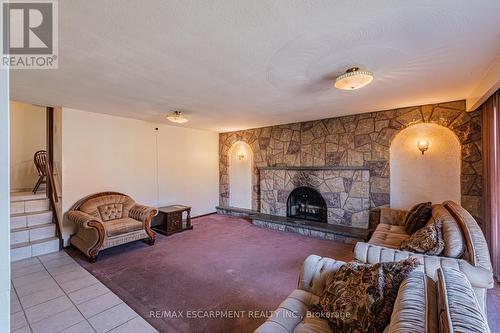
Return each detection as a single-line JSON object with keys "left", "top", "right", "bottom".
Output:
{"left": 400, "top": 218, "right": 445, "bottom": 255}
{"left": 310, "top": 258, "right": 419, "bottom": 333}
{"left": 404, "top": 202, "right": 432, "bottom": 234}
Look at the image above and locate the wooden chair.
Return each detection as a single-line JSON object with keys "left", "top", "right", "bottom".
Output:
{"left": 33, "top": 150, "right": 47, "bottom": 193}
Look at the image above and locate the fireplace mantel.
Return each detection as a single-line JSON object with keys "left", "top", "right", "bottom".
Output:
{"left": 258, "top": 166, "right": 370, "bottom": 171}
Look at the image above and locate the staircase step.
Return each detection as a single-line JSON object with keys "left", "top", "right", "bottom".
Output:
{"left": 11, "top": 228, "right": 29, "bottom": 245}
{"left": 10, "top": 210, "right": 53, "bottom": 229}
{"left": 10, "top": 201, "right": 24, "bottom": 214}
{"left": 11, "top": 237, "right": 60, "bottom": 262}
{"left": 11, "top": 191, "right": 47, "bottom": 202}
{"left": 11, "top": 223, "right": 56, "bottom": 245}
{"left": 10, "top": 243, "right": 31, "bottom": 262}
{"left": 31, "top": 237, "right": 60, "bottom": 257}
{"left": 10, "top": 198, "right": 50, "bottom": 215}
{"left": 25, "top": 198, "right": 51, "bottom": 213}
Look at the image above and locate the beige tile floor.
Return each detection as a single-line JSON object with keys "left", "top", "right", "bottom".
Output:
{"left": 10, "top": 251, "right": 158, "bottom": 333}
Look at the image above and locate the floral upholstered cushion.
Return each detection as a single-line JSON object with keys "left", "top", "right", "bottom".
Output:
{"left": 311, "top": 258, "right": 419, "bottom": 333}
{"left": 400, "top": 218, "right": 445, "bottom": 255}
{"left": 404, "top": 202, "right": 432, "bottom": 234}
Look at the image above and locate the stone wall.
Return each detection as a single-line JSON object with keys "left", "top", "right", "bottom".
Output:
{"left": 260, "top": 167, "right": 371, "bottom": 227}
{"left": 219, "top": 100, "right": 484, "bottom": 225}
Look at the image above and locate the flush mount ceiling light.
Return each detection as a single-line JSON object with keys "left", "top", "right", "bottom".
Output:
{"left": 334, "top": 67, "right": 374, "bottom": 90}
{"left": 166, "top": 111, "right": 188, "bottom": 124}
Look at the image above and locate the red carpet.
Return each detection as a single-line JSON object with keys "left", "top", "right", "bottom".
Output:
{"left": 68, "top": 214, "right": 354, "bottom": 333}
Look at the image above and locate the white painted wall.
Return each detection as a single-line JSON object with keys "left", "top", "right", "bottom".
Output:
{"left": 61, "top": 108, "right": 219, "bottom": 244}
{"left": 0, "top": 68, "right": 10, "bottom": 331}
{"left": 390, "top": 123, "right": 461, "bottom": 209}
{"left": 9, "top": 101, "right": 45, "bottom": 191}
{"left": 229, "top": 141, "right": 253, "bottom": 209}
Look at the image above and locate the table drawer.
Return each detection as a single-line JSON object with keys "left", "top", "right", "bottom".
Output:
{"left": 166, "top": 211, "right": 183, "bottom": 232}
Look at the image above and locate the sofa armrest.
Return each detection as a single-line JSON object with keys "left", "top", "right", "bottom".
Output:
{"left": 379, "top": 207, "right": 408, "bottom": 226}
{"left": 68, "top": 210, "right": 105, "bottom": 261}
{"left": 297, "top": 255, "right": 345, "bottom": 296}
{"left": 129, "top": 204, "right": 158, "bottom": 224}
{"left": 67, "top": 210, "right": 103, "bottom": 229}
{"left": 354, "top": 242, "right": 493, "bottom": 289}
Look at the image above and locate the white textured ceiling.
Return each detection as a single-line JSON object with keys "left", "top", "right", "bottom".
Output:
{"left": 10, "top": 0, "right": 500, "bottom": 132}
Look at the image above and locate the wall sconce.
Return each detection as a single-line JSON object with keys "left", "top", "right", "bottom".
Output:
{"left": 417, "top": 140, "right": 429, "bottom": 155}
{"left": 237, "top": 151, "right": 245, "bottom": 160}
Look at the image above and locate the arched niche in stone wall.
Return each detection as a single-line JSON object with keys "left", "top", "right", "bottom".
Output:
{"left": 390, "top": 123, "right": 461, "bottom": 209}
{"left": 228, "top": 141, "right": 254, "bottom": 209}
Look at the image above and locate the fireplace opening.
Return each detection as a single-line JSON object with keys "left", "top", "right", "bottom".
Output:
{"left": 287, "top": 186, "right": 327, "bottom": 223}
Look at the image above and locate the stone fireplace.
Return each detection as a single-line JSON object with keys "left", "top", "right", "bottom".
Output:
{"left": 259, "top": 166, "right": 371, "bottom": 228}
{"left": 287, "top": 186, "right": 327, "bottom": 223}
{"left": 220, "top": 100, "right": 484, "bottom": 225}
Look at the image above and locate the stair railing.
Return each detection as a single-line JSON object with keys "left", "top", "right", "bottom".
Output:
{"left": 46, "top": 160, "right": 63, "bottom": 250}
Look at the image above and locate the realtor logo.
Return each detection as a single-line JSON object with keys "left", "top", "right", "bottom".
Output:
{"left": 1, "top": 0, "right": 58, "bottom": 69}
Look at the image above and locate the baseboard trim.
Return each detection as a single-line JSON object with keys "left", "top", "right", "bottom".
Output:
{"left": 192, "top": 212, "right": 217, "bottom": 219}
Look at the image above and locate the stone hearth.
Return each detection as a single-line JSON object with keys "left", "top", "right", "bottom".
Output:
{"left": 214, "top": 205, "right": 372, "bottom": 244}
{"left": 260, "top": 166, "right": 371, "bottom": 228}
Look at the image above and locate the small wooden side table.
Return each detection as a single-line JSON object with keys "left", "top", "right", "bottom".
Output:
{"left": 153, "top": 205, "right": 192, "bottom": 236}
